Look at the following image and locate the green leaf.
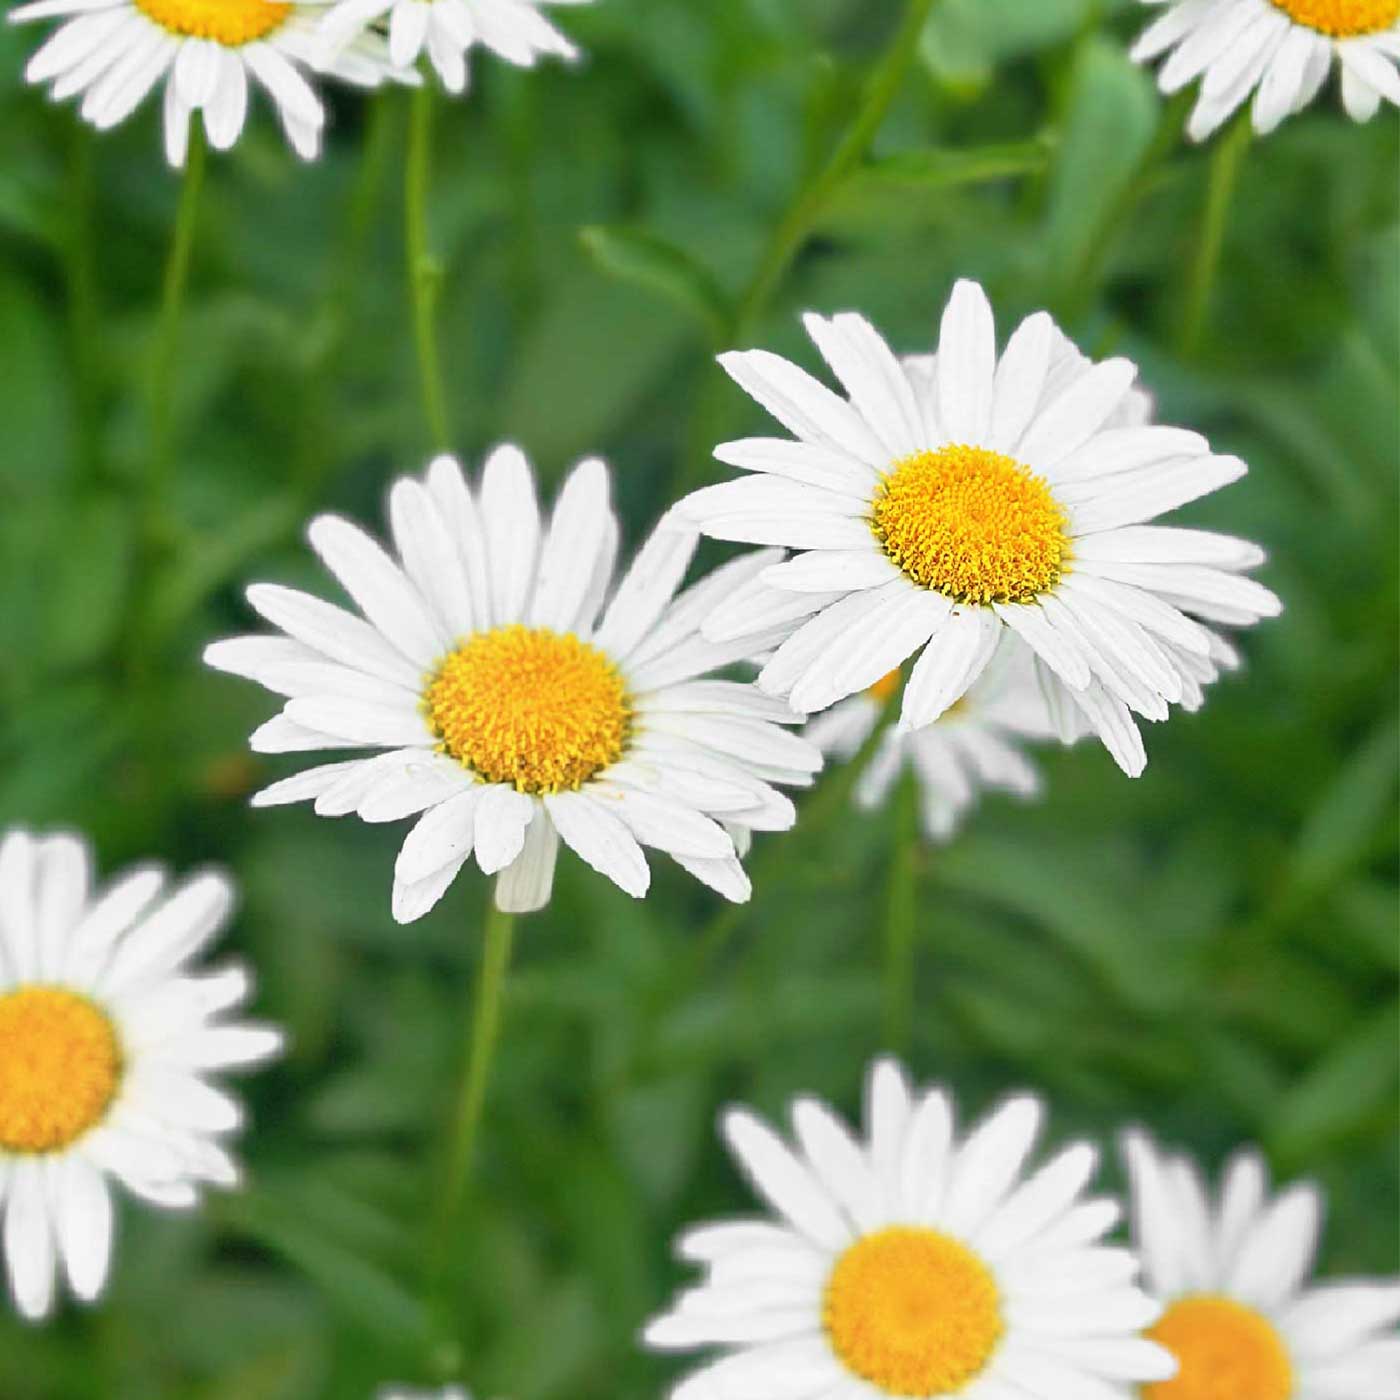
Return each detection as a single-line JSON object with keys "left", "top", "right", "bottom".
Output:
{"left": 858, "top": 140, "right": 1053, "bottom": 191}
{"left": 1043, "top": 37, "right": 1160, "bottom": 288}
{"left": 1269, "top": 1002, "right": 1400, "bottom": 1166}
{"left": 579, "top": 225, "right": 731, "bottom": 339}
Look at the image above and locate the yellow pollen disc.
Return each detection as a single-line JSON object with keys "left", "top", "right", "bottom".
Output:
{"left": 134, "top": 0, "right": 292, "bottom": 44}
{"left": 424, "top": 624, "right": 631, "bottom": 794}
{"left": 1270, "top": 0, "right": 1399, "bottom": 35}
{"left": 824, "top": 1226, "right": 1004, "bottom": 1395}
{"left": 872, "top": 445, "right": 1071, "bottom": 606}
{"left": 0, "top": 987, "right": 122, "bottom": 1154}
{"left": 867, "top": 668, "right": 903, "bottom": 703}
{"left": 1145, "top": 1296, "right": 1294, "bottom": 1400}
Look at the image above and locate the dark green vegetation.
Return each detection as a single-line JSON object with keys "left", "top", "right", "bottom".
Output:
{"left": 0, "top": 0, "right": 1396, "bottom": 1395}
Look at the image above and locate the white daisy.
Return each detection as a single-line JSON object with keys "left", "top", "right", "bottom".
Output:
{"left": 378, "top": 1388, "right": 473, "bottom": 1400}
{"left": 1132, "top": 0, "right": 1400, "bottom": 140}
{"left": 205, "top": 446, "right": 820, "bottom": 924}
{"left": 681, "top": 280, "right": 1280, "bottom": 779}
{"left": 10, "top": 0, "right": 411, "bottom": 168}
{"left": 0, "top": 828, "right": 282, "bottom": 1322}
{"left": 320, "top": 0, "right": 586, "bottom": 95}
{"left": 1123, "top": 1131, "right": 1400, "bottom": 1400}
{"left": 646, "top": 1059, "right": 1177, "bottom": 1398}
{"left": 806, "top": 637, "right": 1068, "bottom": 843}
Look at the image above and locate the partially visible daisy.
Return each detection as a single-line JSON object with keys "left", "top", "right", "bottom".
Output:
{"left": 807, "top": 637, "right": 1072, "bottom": 843}
{"left": 320, "top": 0, "right": 587, "bottom": 95}
{"left": 1123, "top": 1131, "right": 1400, "bottom": 1400}
{"left": 683, "top": 281, "right": 1279, "bottom": 778}
{"left": 10, "top": 0, "right": 412, "bottom": 167}
{"left": 378, "top": 1388, "right": 473, "bottom": 1399}
{"left": 205, "top": 446, "right": 819, "bottom": 923}
{"left": 645, "top": 1058, "right": 1176, "bottom": 1398}
{"left": 0, "top": 828, "right": 282, "bottom": 1321}
{"left": 1133, "top": 0, "right": 1400, "bottom": 139}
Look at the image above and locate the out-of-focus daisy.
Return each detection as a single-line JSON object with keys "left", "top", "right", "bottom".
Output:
{"left": 320, "top": 0, "right": 586, "bottom": 95}
{"left": 10, "top": 0, "right": 410, "bottom": 167}
{"left": 683, "top": 280, "right": 1279, "bottom": 778}
{"left": 1123, "top": 1131, "right": 1400, "bottom": 1400}
{"left": 0, "top": 828, "right": 281, "bottom": 1321}
{"left": 646, "top": 1058, "right": 1177, "bottom": 1398}
{"left": 1132, "top": 0, "right": 1400, "bottom": 139}
{"left": 206, "top": 447, "right": 819, "bottom": 923}
{"left": 807, "top": 637, "right": 1070, "bottom": 843}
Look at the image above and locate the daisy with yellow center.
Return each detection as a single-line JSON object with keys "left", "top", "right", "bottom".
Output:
{"left": 805, "top": 638, "right": 1079, "bottom": 843}
{"left": 1123, "top": 1131, "right": 1400, "bottom": 1400}
{"left": 10, "top": 0, "right": 411, "bottom": 167}
{"left": 1131, "top": 0, "right": 1400, "bottom": 140}
{"left": 319, "top": 0, "right": 587, "bottom": 97}
{"left": 0, "top": 829, "right": 281, "bottom": 1322}
{"left": 205, "top": 446, "right": 820, "bottom": 923}
{"left": 683, "top": 280, "right": 1276, "bottom": 779}
{"left": 645, "top": 1060, "right": 1177, "bottom": 1398}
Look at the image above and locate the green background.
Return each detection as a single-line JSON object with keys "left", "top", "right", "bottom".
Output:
{"left": 0, "top": 0, "right": 1396, "bottom": 1395}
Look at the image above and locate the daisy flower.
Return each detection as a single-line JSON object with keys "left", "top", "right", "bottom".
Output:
{"left": 682, "top": 280, "right": 1279, "bottom": 778}
{"left": 319, "top": 0, "right": 587, "bottom": 96}
{"left": 1123, "top": 1131, "right": 1400, "bottom": 1400}
{"left": 378, "top": 1388, "right": 473, "bottom": 1399}
{"left": 205, "top": 446, "right": 820, "bottom": 924}
{"left": 1132, "top": 0, "right": 1400, "bottom": 139}
{"left": 806, "top": 637, "right": 1068, "bottom": 843}
{"left": 646, "top": 1059, "right": 1177, "bottom": 1398}
{"left": 10, "top": 0, "right": 411, "bottom": 168}
{"left": 0, "top": 828, "right": 282, "bottom": 1321}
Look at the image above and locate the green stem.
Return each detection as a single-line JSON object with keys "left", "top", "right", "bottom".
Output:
{"left": 405, "top": 85, "right": 451, "bottom": 452}
{"left": 66, "top": 123, "right": 102, "bottom": 485}
{"left": 678, "top": 0, "right": 939, "bottom": 495}
{"left": 882, "top": 774, "right": 920, "bottom": 1053}
{"left": 429, "top": 902, "right": 517, "bottom": 1280}
{"left": 147, "top": 127, "right": 206, "bottom": 538}
{"left": 683, "top": 699, "right": 901, "bottom": 985}
{"left": 1180, "top": 111, "right": 1250, "bottom": 357}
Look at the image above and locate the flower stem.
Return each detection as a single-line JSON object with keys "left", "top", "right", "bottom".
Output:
{"left": 882, "top": 774, "right": 920, "bottom": 1053}
{"left": 405, "top": 84, "right": 451, "bottom": 452}
{"left": 679, "top": 0, "right": 939, "bottom": 494}
{"left": 147, "top": 126, "right": 206, "bottom": 539}
{"left": 1180, "top": 111, "right": 1251, "bottom": 356}
{"left": 430, "top": 902, "right": 517, "bottom": 1279}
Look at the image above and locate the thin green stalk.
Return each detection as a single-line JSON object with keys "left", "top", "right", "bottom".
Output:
{"left": 405, "top": 85, "right": 451, "bottom": 452}
{"left": 682, "top": 699, "right": 901, "bottom": 986}
{"left": 882, "top": 774, "right": 920, "bottom": 1053}
{"left": 67, "top": 123, "right": 102, "bottom": 484}
{"left": 678, "top": 0, "right": 940, "bottom": 495}
{"left": 146, "top": 127, "right": 206, "bottom": 541}
{"left": 1180, "top": 111, "right": 1251, "bottom": 356}
{"left": 429, "top": 902, "right": 517, "bottom": 1282}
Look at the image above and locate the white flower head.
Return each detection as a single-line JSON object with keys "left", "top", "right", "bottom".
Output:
{"left": 646, "top": 1059, "right": 1177, "bottom": 1398}
{"left": 1123, "top": 1130, "right": 1400, "bottom": 1400}
{"left": 0, "top": 828, "right": 282, "bottom": 1322}
{"left": 378, "top": 1388, "right": 474, "bottom": 1400}
{"left": 1132, "top": 0, "right": 1400, "bottom": 140}
{"left": 682, "top": 280, "right": 1279, "bottom": 779}
{"left": 10, "top": 0, "right": 413, "bottom": 168}
{"left": 206, "top": 446, "right": 821, "bottom": 924}
{"left": 320, "top": 0, "right": 588, "bottom": 96}
{"left": 807, "top": 635, "right": 1071, "bottom": 843}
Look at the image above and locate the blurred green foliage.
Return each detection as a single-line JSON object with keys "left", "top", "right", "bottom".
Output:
{"left": 0, "top": 0, "right": 1397, "bottom": 1396}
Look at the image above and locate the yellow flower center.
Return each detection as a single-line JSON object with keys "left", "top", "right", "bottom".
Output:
{"left": 0, "top": 986, "right": 122, "bottom": 1154}
{"left": 824, "top": 1226, "right": 1003, "bottom": 1395}
{"left": 424, "top": 625, "right": 631, "bottom": 794}
{"left": 1270, "top": 0, "right": 1399, "bottom": 35}
{"left": 134, "top": 0, "right": 292, "bottom": 44}
{"left": 872, "top": 445, "right": 1070, "bottom": 605}
{"left": 867, "top": 668, "right": 903, "bottom": 703}
{"left": 1146, "top": 1296, "right": 1294, "bottom": 1400}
